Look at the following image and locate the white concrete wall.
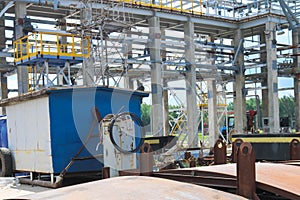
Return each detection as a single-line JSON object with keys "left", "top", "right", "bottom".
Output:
{"left": 6, "top": 97, "right": 53, "bottom": 173}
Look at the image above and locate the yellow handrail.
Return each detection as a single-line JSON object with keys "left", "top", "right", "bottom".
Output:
{"left": 115, "top": 0, "right": 204, "bottom": 15}
{"left": 14, "top": 32, "right": 90, "bottom": 64}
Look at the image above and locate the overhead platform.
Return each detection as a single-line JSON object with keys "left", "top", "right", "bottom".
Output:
{"left": 18, "top": 176, "right": 246, "bottom": 200}
{"left": 14, "top": 31, "right": 90, "bottom": 66}
{"left": 154, "top": 162, "right": 300, "bottom": 199}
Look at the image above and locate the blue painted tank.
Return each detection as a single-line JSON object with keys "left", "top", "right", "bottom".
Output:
{"left": 2, "top": 87, "right": 148, "bottom": 174}
{"left": 0, "top": 116, "right": 8, "bottom": 148}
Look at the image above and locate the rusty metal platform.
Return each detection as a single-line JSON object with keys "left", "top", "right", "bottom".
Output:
{"left": 17, "top": 176, "right": 246, "bottom": 200}
{"left": 154, "top": 163, "right": 300, "bottom": 199}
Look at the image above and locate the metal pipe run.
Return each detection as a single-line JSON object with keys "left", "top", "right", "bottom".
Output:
{"left": 19, "top": 176, "right": 63, "bottom": 188}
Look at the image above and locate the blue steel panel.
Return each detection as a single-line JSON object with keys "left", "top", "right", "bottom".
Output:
{"left": 48, "top": 87, "right": 147, "bottom": 173}
{"left": 0, "top": 116, "right": 8, "bottom": 148}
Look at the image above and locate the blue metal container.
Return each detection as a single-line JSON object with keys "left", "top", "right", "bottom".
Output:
{"left": 3, "top": 87, "right": 147, "bottom": 174}
{"left": 0, "top": 116, "right": 8, "bottom": 148}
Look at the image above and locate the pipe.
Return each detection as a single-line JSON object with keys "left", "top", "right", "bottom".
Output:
{"left": 19, "top": 176, "right": 63, "bottom": 188}
{"left": 15, "top": 0, "right": 58, "bottom": 10}
{"left": 0, "top": 1, "right": 14, "bottom": 18}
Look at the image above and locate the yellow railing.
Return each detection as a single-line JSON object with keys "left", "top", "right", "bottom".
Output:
{"left": 116, "top": 0, "right": 204, "bottom": 15}
{"left": 14, "top": 32, "right": 90, "bottom": 63}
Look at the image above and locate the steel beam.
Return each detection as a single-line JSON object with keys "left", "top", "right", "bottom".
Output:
{"left": 152, "top": 173, "right": 236, "bottom": 189}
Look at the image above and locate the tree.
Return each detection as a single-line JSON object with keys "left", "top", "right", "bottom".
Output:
{"left": 279, "top": 95, "right": 294, "bottom": 120}
{"left": 227, "top": 102, "right": 234, "bottom": 111}
{"left": 246, "top": 98, "right": 259, "bottom": 111}
{"left": 141, "top": 103, "right": 151, "bottom": 127}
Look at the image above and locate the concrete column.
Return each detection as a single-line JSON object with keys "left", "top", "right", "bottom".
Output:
{"left": 293, "top": 28, "right": 300, "bottom": 131}
{"left": 294, "top": 76, "right": 300, "bottom": 131}
{"left": 124, "top": 32, "right": 134, "bottom": 89}
{"left": 0, "top": 2, "right": 8, "bottom": 114}
{"left": 149, "top": 17, "right": 163, "bottom": 136}
{"left": 162, "top": 28, "right": 169, "bottom": 135}
{"left": 207, "top": 79, "right": 218, "bottom": 147}
{"left": 233, "top": 29, "right": 246, "bottom": 134}
{"left": 81, "top": 5, "right": 94, "bottom": 86}
{"left": 0, "top": 73, "right": 8, "bottom": 115}
{"left": 184, "top": 20, "right": 198, "bottom": 147}
{"left": 15, "top": 2, "right": 28, "bottom": 94}
{"left": 260, "top": 31, "right": 268, "bottom": 127}
{"left": 265, "top": 21, "right": 280, "bottom": 133}
{"left": 58, "top": 18, "right": 67, "bottom": 86}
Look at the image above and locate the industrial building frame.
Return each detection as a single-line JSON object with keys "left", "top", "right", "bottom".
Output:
{"left": 0, "top": 0, "right": 299, "bottom": 148}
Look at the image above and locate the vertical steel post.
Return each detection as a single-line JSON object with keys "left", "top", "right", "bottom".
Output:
{"left": 102, "top": 167, "right": 110, "bottom": 179}
{"left": 232, "top": 139, "right": 243, "bottom": 163}
{"left": 214, "top": 139, "right": 227, "bottom": 165}
{"left": 140, "top": 143, "right": 154, "bottom": 176}
{"left": 290, "top": 139, "right": 300, "bottom": 160}
{"left": 237, "top": 142, "right": 257, "bottom": 199}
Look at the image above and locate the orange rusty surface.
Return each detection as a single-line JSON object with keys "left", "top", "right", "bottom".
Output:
{"left": 184, "top": 162, "right": 300, "bottom": 196}
{"left": 20, "top": 176, "right": 246, "bottom": 200}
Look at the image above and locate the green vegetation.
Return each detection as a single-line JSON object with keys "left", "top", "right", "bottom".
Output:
{"left": 140, "top": 95, "right": 296, "bottom": 133}
{"left": 227, "top": 95, "right": 294, "bottom": 119}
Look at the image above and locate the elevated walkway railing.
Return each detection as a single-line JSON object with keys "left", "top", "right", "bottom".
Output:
{"left": 14, "top": 32, "right": 90, "bottom": 65}
{"left": 117, "top": 0, "right": 204, "bottom": 15}
{"left": 111, "top": 0, "right": 287, "bottom": 20}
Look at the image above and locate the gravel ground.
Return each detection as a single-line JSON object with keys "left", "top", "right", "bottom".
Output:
{"left": 0, "top": 182, "right": 51, "bottom": 199}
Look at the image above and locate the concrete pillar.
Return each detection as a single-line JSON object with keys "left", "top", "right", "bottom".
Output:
{"left": 293, "top": 28, "right": 300, "bottom": 131}
{"left": 0, "top": 2, "right": 8, "bottom": 113}
{"left": 15, "top": 2, "right": 28, "bottom": 94}
{"left": 57, "top": 18, "right": 67, "bottom": 86}
{"left": 260, "top": 31, "right": 268, "bottom": 128}
{"left": 265, "top": 21, "right": 280, "bottom": 133}
{"left": 162, "top": 28, "right": 169, "bottom": 135}
{"left": 208, "top": 79, "right": 218, "bottom": 147}
{"left": 184, "top": 20, "right": 198, "bottom": 147}
{"left": 233, "top": 29, "right": 246, "bottom": 134}
{"left": 124, "top": 32, "right": 134, "bottom": 89}
{"left": 81, "top": 5, "right": 94, "bottom": 86}
{"left": 0, "top": 73, "right": 8, "bottom": 115}
{"left": 149, "top": 17, "right": 163, "bottom": 136}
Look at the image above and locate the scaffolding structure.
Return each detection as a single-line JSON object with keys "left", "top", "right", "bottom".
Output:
{"left": 0, "top": 0, "right": 299, "bottom": 148}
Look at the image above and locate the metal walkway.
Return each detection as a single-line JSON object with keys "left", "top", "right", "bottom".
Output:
{"left": 13, "top": 31, "right": 90, "bottom": 66}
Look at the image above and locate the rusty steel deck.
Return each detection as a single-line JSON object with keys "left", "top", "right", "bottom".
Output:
{"left": 17, "top": 176, "right": 246, "bottom": 200}
{"left": 155, "top": 162, "right": 300, "bottom": 199}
